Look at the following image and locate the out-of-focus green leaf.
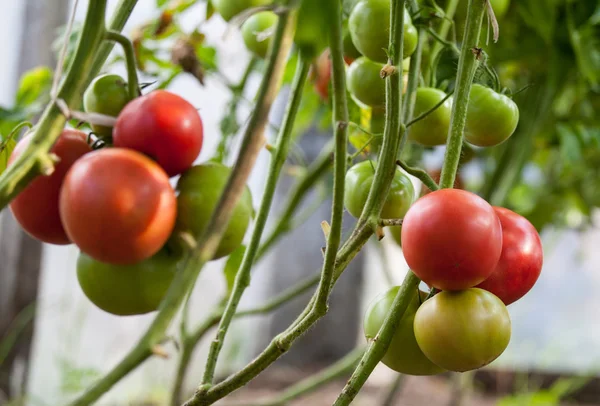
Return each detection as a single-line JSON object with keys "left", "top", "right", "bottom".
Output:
{"left": 517, "top": 0, "right": 560, "bottom": 45}
{"left": 557, "top": 123, "right": 582, "bottom": 164}
{"left": 223, "top": 245, "right": 246, "bottom": 295}
{"left": 206, "top": 0, "right": 215, "bottom": 20}
{"left": 568, "top": 4, "right": 600, "bottom": 90}
{"left": 15, "top": 67, "right": 52, "bottom": 107}
{"left": 196, "top": 45, "right": 218, "bottom": 71}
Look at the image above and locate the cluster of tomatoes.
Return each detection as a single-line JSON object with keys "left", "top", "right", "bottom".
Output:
{"left": 9, "top": 75, "right": 253, "bottom": 316}
{"left": 345, "top": 163, "right": 544, "bottom": 374}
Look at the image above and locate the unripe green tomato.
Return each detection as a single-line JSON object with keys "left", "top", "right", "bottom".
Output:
{"left": 77, "top": 250, "right": 179, "bottom": 316}
{"left": 344, "top": 160, "right": 415, "bottom": 219}
{"left": 464, "top": 84, "right": 519, "bottom": 147}
{"left": 349, "top": 1, "right": 417, "bottom": 63}
{"left": 343, "top": 28, "right": 362, "bottom": 61}
{"left": 241, "top": 11, "right": 278, "bottom": 58}
{"left": 364, "top": 286, "right": 446, "bottom": 375}
{"left": 212, "top": 0, "right": 271, "bottom": 22}
{"left": 175, "top": 162, "right": 254, "bottom": 259}
{"left": 294, "top": 0, "right": 329, "bottom": 59}
{"left": 347, "top": 57, "right": 386, "bottom": 108}
{"left": 408, "top": 87, "right": 453, "bottom": 146}
{"left": 414, "top": 288, "right": 511, "bottom": 372}
{"left": 83, "top": 74, "right": 131, "bottom": 139}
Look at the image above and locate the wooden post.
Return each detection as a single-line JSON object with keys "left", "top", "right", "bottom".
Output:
{"left": 0, "top": 0, "right": 68, "bottom": 401}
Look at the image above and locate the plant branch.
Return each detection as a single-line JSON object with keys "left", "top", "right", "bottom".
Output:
{"left": 381, "top": 374, "right": 405, "bottom": 406}
{"left": 402, "top": 26, "right": 425, "bottom": 122}
{"left": 428, "top": 0, "right": 460, "bottom": 79}
{"left": 439, "top": 0, "right": 486, "bottom": 189}
{"left": 105, "top": 30, "right": 140, "bottom": 99}
{"left": 200, "top": 53, "right": 308, "bottom": 389}
{"left": 380, "top": 218, "right": 403, "bottom": 227}
{"left": 396, "top": 160, "right": 438, "bottom": 192}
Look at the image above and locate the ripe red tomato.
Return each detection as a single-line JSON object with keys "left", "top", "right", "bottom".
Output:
{"left": 9, "top": 129, "right": 91, "bottom": 245}
{"left": 414, "top": 288, "right": 511, "bottom": 372}
{"left": 477, "top": 207, "right": 543, "bottom": 305}
{"left": 113, "top": 90, "right": 203, "bottom": 177}
{"left": 401, "top": 189, "right": 503, "bottom": 290}
{"left": 364, "top": 286, "right": 445, "bottom": 375}
{"left": 420, "top": 168, "right": 464, "bottom": 196}
{"left": 77, "top": 249, "right": 179, "bottom": 316}
{"left": 60, "top": 148, "right": 177, "bottom": 265}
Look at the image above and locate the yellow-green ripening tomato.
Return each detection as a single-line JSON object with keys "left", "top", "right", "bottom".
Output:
{"left": 408, "top": 87, "right": 453, "bottom": 146}
{"left": 344, "top": 160, "right": 415, "bottom": 219}
{"left": 464, "top": 84, "right": 519, "bottom": 147}
{"left": 212, "top": 0, "right": 272, "bottom": 21}
{"left": 241, "top": 11, "right": 278, "bottom": 58}
{"left": 364, "top": 286, "right": 446, "bottom": 375}
{"left": 414, "top": 288, "right": 511, "bottom": 372}
{"left": 349, "top": 1, "right": 418, "bottom": 63}
{"left": 347, "top": 57, "right": 386, "bottom": 108}
{"left": 77, "top": 249, "right": 179, "bottom": 316}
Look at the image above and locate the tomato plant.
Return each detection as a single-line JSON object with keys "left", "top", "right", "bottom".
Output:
{"left": 77, "top": 249, "right": 179, "bottom": 316}
{"left": 464, "top": 84, "right": 519, "bottom": 147}
{"left": 212, "top": 0, "right": 272, "bottom": 21}
{"left": 348, "top": 1, "right": 417, "bottom": 63}
{"left": 241, "top": 11, "right": 277, "bottom": 59}
{"left": 83, "top": 74, "right": 131, "bottom": 140}
{"left": 413, "top": 288, "right": 511, "bottom": 372}
{"left": 344, "top": 160, "right": 415, "bottom": 219}
{"left": 347, "top": 57, "right": 386, "bottom": 108}
{"left": 174, "top": 162, "right": 253, "bottom": 259}
{"left": 408, "top": 88, "right": 453, "bottom": 146}
{"left": 477, "top": 207, "right": 543, "bottom": 305}
{"left": 294, "top": 0, "right": 330, "bottom": 59}
{"left": 401, "top": 189, "right": 503, "bottom": 290}
{"left": 311, "top": 50, "right": 332, "bottom": 100}
{"left": 420, "top": 168, "right": 464, "bottom": 196}
{"left": 9, "top": 129, "right": 91, "bottom": 245}
{"left": 364, "top": 286, "right": 445, "bottom": 375}
{"left": 59, "top": 148, "right": 177, "bottom": 265}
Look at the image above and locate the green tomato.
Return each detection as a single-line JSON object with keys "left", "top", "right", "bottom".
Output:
{"left": 344, "top": 160, "right": 415, "bottom": 219}
{"left": 347, "top": 57, "right": 386, "bottom": 108}
{"left": 464, "top": 84, "right": 519, "bottom": 147}
{"left": 364, "top": 286, "right": 446, "bottom": 375}
{"left": 175, "top": 162, "right": 253, "bottom": 259}
{"left": 77, "top": 250, "right": 179, "bottom": 316}
{"left": 408, "top": 87, "right": 452, "bottom": 147}
{"left": 414, "top": 288, "right": 511, "bottom": 372}
{"left": 349, "top": 1, "right": 417, "bottom": 63}
{"left": 343, "top": 28, "right": 362, "bottom": 61}
{"left": 241, "top": 11, "right": 278, "bottom": 58}
{"left": 212, "top": 0, "right": 271, "bottom": 22}
{"left": 83, "top": 74, "right": 131, "bottom": 140}
{"left": 294, "top": 0, "right": 330, "bottom": 59}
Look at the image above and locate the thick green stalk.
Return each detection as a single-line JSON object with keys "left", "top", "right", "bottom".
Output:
{"left": 105, "top": 30, "right": 140, "bottom": 99}
{"left": 439, "top": 0, "right": 486, "bottom": 189}
{"left": 200, "top": 54, "right": 308, "bottom": 389}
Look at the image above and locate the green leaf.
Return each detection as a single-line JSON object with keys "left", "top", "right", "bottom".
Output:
{"left": 223, "top": 245, "right": 246, "bottom": 295}
{"left": 157, "top": 0, "right": 169, "bottom": 8}
{"left": 557, "top": 123, "right": 582, "bottom": 164}
{"left": 196, "top": 45, "right": 218, "bottom": 71}
{"left": 568, "top": 4, "right": 600, "bottom": 90}
{"left": 15, "top": 66, "right": 52, "bottom": 107}
{"left": 206, "top": 0, "right": 215, "bottom": 20}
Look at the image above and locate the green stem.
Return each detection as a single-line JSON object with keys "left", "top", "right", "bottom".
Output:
{"left": 0, "top": 0, "right": 109, "bottom": 209}
{"left": 105, "top": 30, "right": 140, "bottom": 99}
{"left": 405, "top": 90, "right": 453, "bottom": 128}
{"left": 381, "top": 374, "right": 405, "bottom": 406}
{"left": 439, "top": 0, "right": 486, "bottom": 189}
{"left": 332, "top": 271, "right": 419, "bottom": 406}
{"left": 402, "top": 28, "right": 426, "bottom": 123}
{"left": 427, "top": 0, "right": 460, "bottom": 79}
{"left": 232, "top": 56, "right": 258, "bottom": 93}
{"left": 427, "top": 27, "right": 461, "bottom": 55}
{"left": 396, "top": 160, "right": 438, "bottom": 192}
{"left": 200, "top": 54, "right": 309, "bottom": 388}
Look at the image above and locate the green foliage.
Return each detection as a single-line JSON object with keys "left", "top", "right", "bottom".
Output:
{"left": 498, "top": 375, "right": 591, "bottom": 406}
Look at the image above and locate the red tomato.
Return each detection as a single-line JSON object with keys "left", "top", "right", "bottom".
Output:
{"left": 477, "top": 207, "right": 543, "bottom": 305}
{"left": 113, "top": 90, "right": 203, "bottom": 177}
{"left": 9, "top": 129, "right": 91, "bottom": 245}
{"left": 401, "top": 189, "right": 503, "bottom": 290}
{"left": 311, "top": 50, "right": 332, "bottom": 100}
{"left": 59, "top": 148, "right": 177, "bottom": 265}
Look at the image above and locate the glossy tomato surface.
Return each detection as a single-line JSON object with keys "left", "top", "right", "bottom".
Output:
{"left": 408, "top": 88, "right": 453, "bottom": 146}
{"left": 241, "top": 11, "right": 277, "bottom": 58}
{"left": 77, "top": 249, "right": 179, "bottom": 316}
{"left": 401, "top": 189, "right": 503, "bottom": 290}
{"left": 477, "top": 207, "right": 543, "bottom": 305}
{"left": 347, "top": 57, "right": 386, "bottom": 108}
{"left": 344, "top": 160, "right": 415, "bottom": 219}
{"left": 60, "top": 148, "right": 177, "bottom": 265}
{"left": 9, "top": 129, "right": 91, "bottom": 245}
{"left": 175, "top": 162, "right": 253, "bottom": 259}
{"left": 364, "top": 286, "right": 445, "bottom": 375}
{"left": 465, "top": 84, "right": 519, "bottom": 147}
{"left": 414, "top": 288, "right": 511, "bottom": 372}
{"left": 113, "top": 90, "right": 203, "bottom": 177}
{"left": 212, "top": 0, "right": 271, "bottom": 21}
{"left": 83, "top": 74, "right": 131, "bottom": 139}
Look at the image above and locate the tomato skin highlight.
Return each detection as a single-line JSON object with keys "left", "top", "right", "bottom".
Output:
{"left": 59, "top": 148, "right": 177, "bottom": 265}
{"left": 477, "top": 207, "right": 543, "bottom": 305}
{"left": 413, "top": 288, "right": 511, "bottom": 372}
{"left": 113, "top": 90, "right": 203, "bottom": 177}
{"left": 77, "top": 249, "right": 179, "bottom": 316}
{"left": 83, "top": 74, "right": 131, "bottom": 139}
{"left": 408, "top": 88, "right": 453, "bottom": 147}
{"left": 401, "top": 189, "right": 503, "bottom": 291}
{"left": 9, "top": 129, "right": 91, "bottom": 245}
{"left": 465, "top": 84, "right": 519, "bottom": 147}
{"left": 175, "top": 162, "right": 253, "bottom": 259}
{"left": 241, "top": 11, "right": 277, "bottom": 59}
{"left": 364, "top": 286, "right": 446, "bottom": 375}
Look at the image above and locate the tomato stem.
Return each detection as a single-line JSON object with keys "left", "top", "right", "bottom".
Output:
{"left": 439, "top": 0, "right": 486, "bottom": 189}
{"left": 105, "top": 30, "right": 141, "bottom": 100}
{"left": 396, "top": 159, "right": 439, "bottom": 192}
{"left": 405, "top": 90, "right": 454, "bottom": 128}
